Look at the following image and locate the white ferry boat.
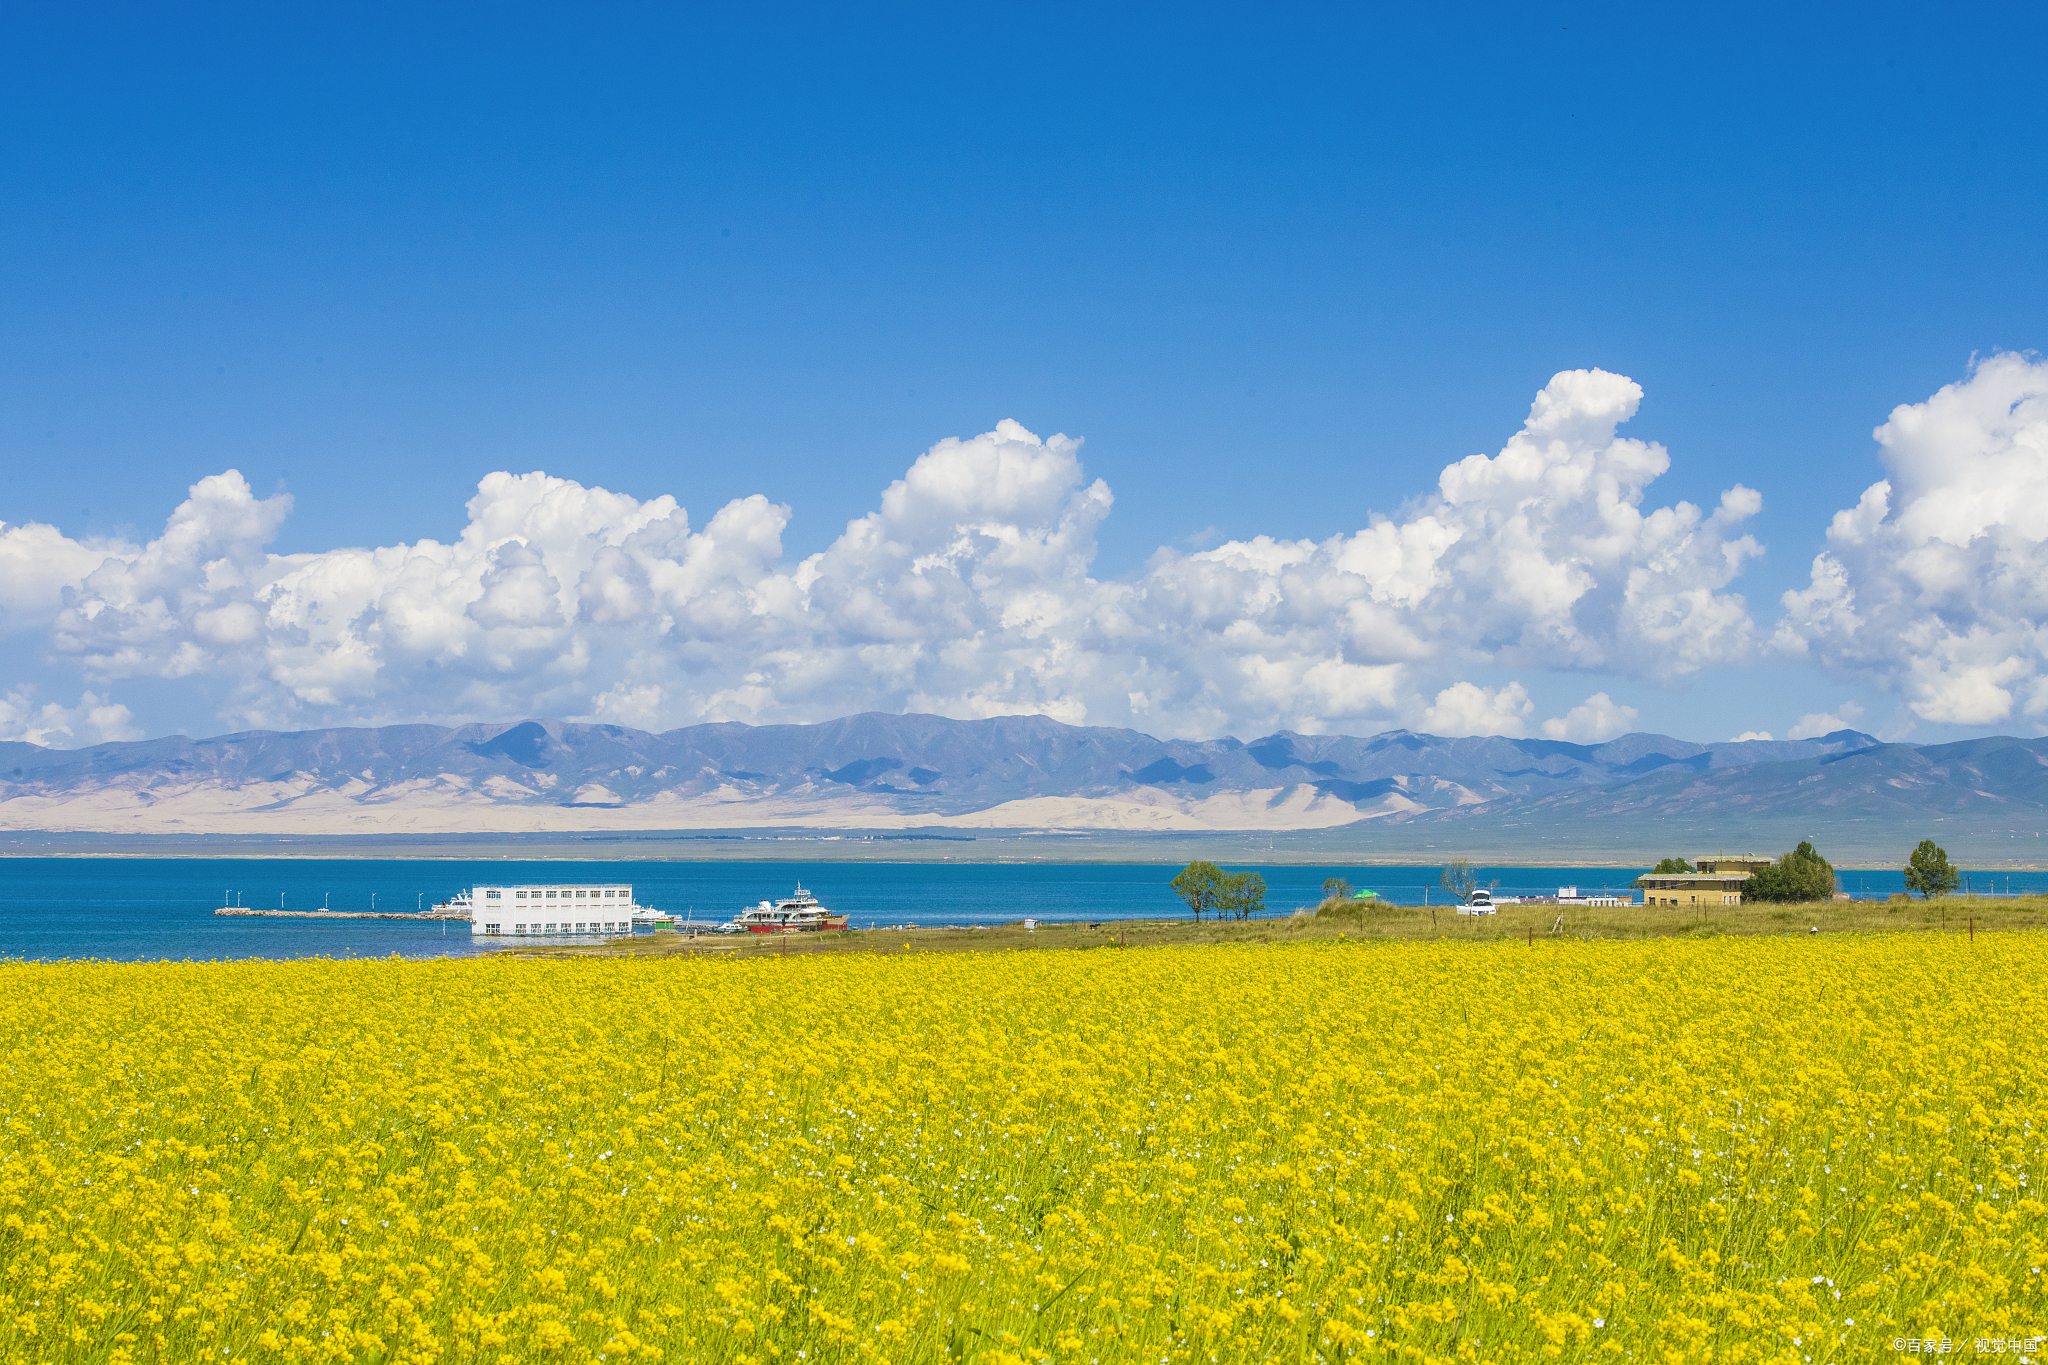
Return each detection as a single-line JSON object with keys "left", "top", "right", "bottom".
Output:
{"left": 720, "top": 884, "right": 850, "bottom": 934}
{"left": 466, "top": 882, "right": 647, "bottom": 936}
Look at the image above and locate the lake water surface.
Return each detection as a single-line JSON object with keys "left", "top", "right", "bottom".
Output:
{"left": 1, "top": 858, "right": 2036, "bottom": 962}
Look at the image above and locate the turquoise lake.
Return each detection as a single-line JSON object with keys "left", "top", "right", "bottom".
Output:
{"left": 1, "top": 858, "right": 2035, "bottom": 962}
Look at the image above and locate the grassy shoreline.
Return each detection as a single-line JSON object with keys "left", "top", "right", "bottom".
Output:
{"left": 516, "top": 892, "right": 2048, "bottom": 960}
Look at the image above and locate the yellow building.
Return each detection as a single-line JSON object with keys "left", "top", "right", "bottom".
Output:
{"left": 1634, "top": 855, "right": 1775, "bottom": 908}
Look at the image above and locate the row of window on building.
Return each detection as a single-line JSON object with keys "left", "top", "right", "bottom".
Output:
{"left": 477, "top": 921, "right": 628, "bottom": 935}
{"left": 477, "top": 885, "right": 633, "bottom": 901}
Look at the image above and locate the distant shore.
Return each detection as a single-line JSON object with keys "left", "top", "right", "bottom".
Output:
{"left": 2, "top": 826, "right": 2043, "bottom": 870}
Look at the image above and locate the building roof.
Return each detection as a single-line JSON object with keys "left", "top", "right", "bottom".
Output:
{"left": 1636, "top": 872, "right": 1756, "bottom": 885}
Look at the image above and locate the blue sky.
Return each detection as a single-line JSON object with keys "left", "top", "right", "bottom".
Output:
{"left": 2, "top": 3, "right": 2045, "bottom": 747}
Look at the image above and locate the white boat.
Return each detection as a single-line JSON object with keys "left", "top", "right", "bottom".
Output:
{"left": 720, "top": 883, "right": 850, "bottom": 934}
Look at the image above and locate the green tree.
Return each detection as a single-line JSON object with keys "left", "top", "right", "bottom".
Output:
{"left": 1903, "top": 839, "right": 1960, "bottom": 899}
{"left": 1322, "top": 876, "right": 1354, "bottom": 901}
{"left": 1652, "top": 857, "right": 1694, "bottom": 874}
{"left": 1745, "top": 841, "right": 1836, "bottom": 903}
{"left": 1169, "top": 861, "right": 1225, "bottom": 921}
{"left": 1440, "top": 858, "right": 1478, "bottom": 904}
{"left": 1218, "top": 871, "right": 1268, "bottom": 921}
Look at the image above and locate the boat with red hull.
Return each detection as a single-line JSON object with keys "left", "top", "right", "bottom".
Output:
{"left": 723, "top": 884, "right": 850, "bottom": 933}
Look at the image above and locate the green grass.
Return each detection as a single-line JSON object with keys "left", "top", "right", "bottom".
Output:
{"left": 528, "top": 891, "right": 2048, "bottom": 961}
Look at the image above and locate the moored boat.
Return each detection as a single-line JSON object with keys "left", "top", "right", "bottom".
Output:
{"left": 722, "top": 883, "right": 850, "bottom": 934}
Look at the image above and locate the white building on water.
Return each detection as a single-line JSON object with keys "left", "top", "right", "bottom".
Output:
{"left": 1487, "top": 886, "right": 1634, "bottom": 907}
{"left": 468, "top": 883, "right": 641, "bottom": 936}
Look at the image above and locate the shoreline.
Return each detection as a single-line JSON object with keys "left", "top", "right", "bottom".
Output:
{"left": 508, "top": 894, "right": 2048, "bottom": 959}
{"left": 3, "top": 831, "right": 2043, "bottom": 871}
{"left": 9, "top": 854, "right": 2047, "bottom": 872}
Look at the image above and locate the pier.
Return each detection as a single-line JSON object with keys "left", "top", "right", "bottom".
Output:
{"left": 213, "top": 908, "right": 471, "bottom": 921}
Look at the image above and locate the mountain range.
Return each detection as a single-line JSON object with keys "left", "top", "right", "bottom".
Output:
{"left": 4, "top": 713, "right": 2044, "bottom": 865}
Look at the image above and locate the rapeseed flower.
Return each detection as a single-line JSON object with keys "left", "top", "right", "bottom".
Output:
{"left": 0, "top": 934, "right": 2039, "bottom": 1362}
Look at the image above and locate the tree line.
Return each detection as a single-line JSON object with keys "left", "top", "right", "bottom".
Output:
{"left": 1167, "top": 862, "right": 1267, "bottom": 920}
{"left": 1648, "top": 838, "right": 1962, "bottom": 902}
{"left": 1168, "top": 836, "right": 1971, "bottom": 923}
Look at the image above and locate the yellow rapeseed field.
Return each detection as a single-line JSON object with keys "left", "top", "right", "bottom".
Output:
{"left": 0, "top": 934, "right": 2041, "bottom": 1364}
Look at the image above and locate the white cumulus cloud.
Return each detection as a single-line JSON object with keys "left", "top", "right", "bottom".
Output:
{"left": 1775, "top": 352, "right": 2048, "bottom": 728}
{"left": 0, "top": 688, "right": 140, "bottom": 748}
{"left": 1786, "top": 702, "right": 1865, "bottom": 741}
{"left": 1423, "top": 681, "right": 1535, "bottom": 738}
{"left": 6, "top": 370, "right": 1767, "bottom": 739}
{"left": 0, "top": 521, "right": 138, "bottom": 637}
{"left": 1541, "top": 691, "right": 1640, "bottom": 743}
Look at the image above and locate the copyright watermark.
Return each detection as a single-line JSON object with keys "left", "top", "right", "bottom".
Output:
{"left": 1891, "top": 1338, "right": 2044, "bottom": 1356}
